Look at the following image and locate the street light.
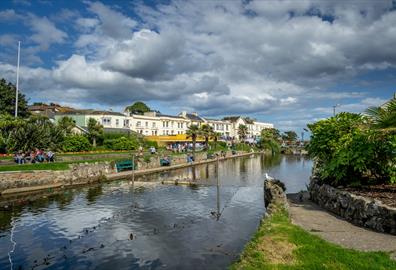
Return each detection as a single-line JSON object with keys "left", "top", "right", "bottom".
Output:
{"left": 332, "top": 104, "right": 341, "bottom": 116}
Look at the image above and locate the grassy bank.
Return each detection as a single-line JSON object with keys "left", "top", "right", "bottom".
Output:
{"left": 231, "top": 208, "right": 396, "bottom": 270}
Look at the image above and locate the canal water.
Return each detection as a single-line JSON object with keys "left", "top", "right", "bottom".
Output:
{"left": 0, "top": 154, "right": 312, "bottom": 270}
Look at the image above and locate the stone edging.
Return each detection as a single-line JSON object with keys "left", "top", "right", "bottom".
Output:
{"left": 264, "top": 179, "right": 288, "bottom": 217}
{"left": 0, "top": 152, "right": 257, "bottom": 196}
{"left": 309, "top": 177, "right": 396, "bottom": 235}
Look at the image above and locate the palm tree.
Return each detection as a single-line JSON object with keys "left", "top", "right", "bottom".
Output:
{"left": 87, "top": 118, "right": 103, "bottom": 147}
{"left": 238, "top": 124, "right": 248, "bottom": 142}
{"left": 57, "top": 116, "right": 76, "bottom": 135}
{"left": 186, "top": 124, "right": 200, "bottom": 159}
{"left": 365, "top": 97, "right": 396, "bottom": 130}
{"left": 260, "top": 129, "right": 281, "bottom": 156}
{"left": 199, "top": 124, "right": 214, "bottom": 149}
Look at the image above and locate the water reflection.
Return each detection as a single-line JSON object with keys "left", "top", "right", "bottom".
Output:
{"left": 0, "top": 154, "right": 312, "bottom": 269}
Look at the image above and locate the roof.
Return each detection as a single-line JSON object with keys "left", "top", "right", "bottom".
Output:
{"left": 222, "top": 116, "right": 241, "bottom": 122}
{"left": 55, "top": 110, "right": 125, "bottom": 116}
{"left": 158, "top": 113, "right": 187, "bottom": 120}
{"left": 185, "top": 113, "right": 205, "bottom": 122}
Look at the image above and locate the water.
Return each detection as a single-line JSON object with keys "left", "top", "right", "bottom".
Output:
{"left": 0, "top": 154, "right": 312, "bottom": 270}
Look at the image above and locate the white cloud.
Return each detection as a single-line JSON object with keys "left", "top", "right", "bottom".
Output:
{"left": 1, "top": 0, "right": 395, "bottom": 130}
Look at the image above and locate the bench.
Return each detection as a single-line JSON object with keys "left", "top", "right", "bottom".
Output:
{"left": 160, "top": 158, "right": 171, "bottom": 166}
{"left": 115, "top": 160, "right": 136, "bottom": 172}
{"left": 207, "top": 153, "right": 215, "bottom": 159}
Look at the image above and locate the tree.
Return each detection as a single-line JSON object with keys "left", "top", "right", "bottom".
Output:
{"left": 282, "top": 131, "right": 298, "bottom": 143}
{"left": 125, "top": 101, "right": 151, "bottom": 115}
{"left": 57, "top": 116, "right": 76, "bottom": 135}
{"left": 0, "top": 114, "right": 64, "bottom": 152}
{"left": 87, "top": 118, "right": 103, "bottom": 147}
{"left": 238, "top": 124, "right": 248, "bottom": 141}
{"left": 365, "top": 97, "right": 396, "bottom": 130}
{"left": 186, "top": 124, "right": 200, "bottom": 159}
{"left": 307, "top": 112, "right": 395, "bottom": 185}
{"left": 199, "top": 124, "right": 214, "bottom": 149}
{"left": 0, "top": 78, "right": 29, "bottom": 117}
{"left": 259, "top": 129, "right": 281, "bottom": 155}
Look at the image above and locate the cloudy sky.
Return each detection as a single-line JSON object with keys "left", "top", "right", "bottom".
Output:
{"left": 1, "top": 0, "right": 396, "bottom": 134}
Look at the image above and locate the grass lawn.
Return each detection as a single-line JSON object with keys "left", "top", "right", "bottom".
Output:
{"left": 231, "top": 208, "right": 396, "bottom": 270}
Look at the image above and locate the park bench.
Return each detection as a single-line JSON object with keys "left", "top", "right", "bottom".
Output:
{"left": 207, "top": 153, "right": 215, "bottom": 159}
{"left": 160, "top": 158, "right": 171, "bottom": 166}
{"left": 116, "top": 160, "right": 136, "bottom": 172}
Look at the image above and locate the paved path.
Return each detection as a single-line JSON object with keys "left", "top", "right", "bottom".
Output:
{"left": 287, "top": 193, "right": 396, "bottom": 259}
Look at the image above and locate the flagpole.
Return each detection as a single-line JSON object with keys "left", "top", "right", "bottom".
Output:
{"left": 15, "top": 41, "right": 20, "bottom": 118}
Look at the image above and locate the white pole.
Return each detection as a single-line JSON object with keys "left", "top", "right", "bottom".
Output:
{"left": 15, "top": 41, "right": 21, "bottom": 118}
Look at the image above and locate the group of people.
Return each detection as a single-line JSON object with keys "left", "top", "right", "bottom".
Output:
{"left": 166, "top": 142, "right": 204, "bottom": 153}
{"left": 14, "top": 149, "right": 55, "bottom": 164}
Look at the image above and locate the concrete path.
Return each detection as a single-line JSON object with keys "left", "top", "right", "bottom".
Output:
{"left": 287, "top": 193, "right": 396, "bottom": 259}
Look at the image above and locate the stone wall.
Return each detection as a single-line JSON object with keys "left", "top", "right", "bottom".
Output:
{"left": 309, "top": 177, "right": 396, "bottom": 235}
{"left": 0, "top": 151, "right": 246, "bottom": 195}
{"left": 0, "top": 162, "right": 115, "bottom": 193}
{"left": 264, "top": 179, "right": 288, "bottom": 216}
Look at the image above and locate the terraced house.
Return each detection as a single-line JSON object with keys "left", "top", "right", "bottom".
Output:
{"left": 54, "top": 108, "right": 273, "bottom": 141}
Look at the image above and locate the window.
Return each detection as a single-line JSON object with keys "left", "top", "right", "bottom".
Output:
{"left": 124, "top": 119, "right": 129, "bottom": 127}
{"left": 102, "top": 117, "right": 111, "bottom": 125}
{"left": 137, "top": 121, "right": 141, "bottom": 127}
{"left": 152, "top": 122, "right": 156, "bottom": 128}
{"left": 181, "top": 123, "right": 183, "bottom": 128}
{"left": 145, "top": 121, "right": 148, "bottom": 127}
{"left": 116, "top": 119, "right": 119, "bottom": 126}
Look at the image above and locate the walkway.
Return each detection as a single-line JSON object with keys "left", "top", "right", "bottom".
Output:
{"left": 287, "top": 193, "right": 396, "bottom": 259}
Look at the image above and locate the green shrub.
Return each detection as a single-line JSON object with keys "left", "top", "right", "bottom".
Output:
{"left": 104, "top": 137, "right": 139, "bottom": 150}
{"left": 144, "top": 140, "right": 158, "bottom": 148}
{"left": 307, "top": 112, "right": 395, "bottom": 186}
{"left": 62, "top": 135, "right": 92, "bottom": 152}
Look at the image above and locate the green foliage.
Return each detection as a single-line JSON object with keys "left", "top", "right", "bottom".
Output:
{"left": 62, "top": 135, "right": 92, "bottom": 152}
{"left": 125, "top": 101, "right": 151, "bottom": 115}
{"left": 259, "top": 129, "right": 281, "bottom": 155}
{"left": 104, "top": 136, "right": 139, "bottom": 150}
{"left": 199, "top": 124, "right": 214, "bottom": 147}
{"left": 365, "top": 97, "right": 396, "bottom": 129}
{"left": 57, "top": 116, "right": 76, "bottom": 135}
{"left": 0, "top": 78, "right": 29, "bottom": 117}
{"left": 87, "top": 118, "right": 103, "bottom": 147}
{"left": 307, "top": 112, "right": 395, "bottom": 185}
{"left": 238, "top": 124, "right": 248, "bottom": 140}
{"left": 0, "top": 114, "right": 64, "bottom": 152}
{"left": 186, "top": 124, "right": 200, "bottom": 155}
{"left": 282, "top": 130, "right": 298, "bottom": 142}
{"left": 143, "top": 140, "right": 158, "bottom": 148}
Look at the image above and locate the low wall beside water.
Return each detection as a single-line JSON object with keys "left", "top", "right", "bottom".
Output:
{"left": 0, "top": 151, "right": 249, "bottom": 195}
{"left": 309, "top": 177, "right": 396, "bottom": 235}
{"left": 0, "top": 162, "right": 114, "bottom": 193}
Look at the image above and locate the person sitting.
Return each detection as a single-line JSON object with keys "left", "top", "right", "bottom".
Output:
{"left": 46, "top": 150, "right": 55, "bottom": 162}
{"left": 14, "top": 151, "right": 25, "bottom": 164}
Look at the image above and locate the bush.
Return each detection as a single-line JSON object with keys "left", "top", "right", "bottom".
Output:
{"left": 104, "top": 137, "right": 139, "bottom": 150}
{"left": 62, "top": 135, "right": 92, "bottom": 152}
{"left": 307, "top": 112, "right": 395, "bottom": 186}
{"left": 143, "top": 140, "right": 158, "bottom": 148}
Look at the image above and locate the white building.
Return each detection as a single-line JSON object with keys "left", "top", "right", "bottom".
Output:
{"left": 55, "top": 109, "right": 273, "bottom": 141}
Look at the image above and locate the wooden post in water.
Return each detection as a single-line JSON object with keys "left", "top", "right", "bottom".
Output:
{"left": 132, "top": 154, "right": 135, "bottom": 188}
{"left": 216, "top": 155, "right": 220, "bottom": 220}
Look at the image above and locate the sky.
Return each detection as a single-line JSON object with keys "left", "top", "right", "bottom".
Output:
{"left": 1, "top": 0, "right": 396, "bottom": 135}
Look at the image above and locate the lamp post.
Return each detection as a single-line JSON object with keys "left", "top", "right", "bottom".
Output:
{"left": 15, "top": 41, "right": 21, "bottom": 118}
{"left": 332, "top": 104, "right": 341, "bottom": 116}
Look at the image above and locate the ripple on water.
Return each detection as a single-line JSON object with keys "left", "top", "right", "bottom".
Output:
{"left": 0, "top": 155, "right": 311, "bottom": 269}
